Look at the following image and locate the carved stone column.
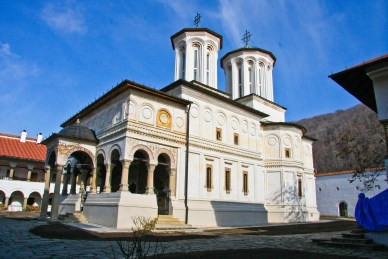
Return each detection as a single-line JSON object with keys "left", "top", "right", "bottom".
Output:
{"left": 104, "top": 163, "right": 112, "bottom": 193}
{"left": 23, "top": 197, "right": 28, "bottom": 210}
{"left": 51, "top": 165, "right": 63, "bottom": 220}
{"left": 69, "top": 171, "right": 77, "bottom": 194}
{"left": 61, "top": 174, "right": 70, "bottom": 195}
{"left": 119, "top": 160, "right": 131, "bottom": 192}
{"left": 90, "top": 166, "right": 98, "bottom": 194}
{"left": 169, "top": 168, "right": 177, "bottom": 197}
{"left": 26, "top": 169, "right": 32, "bottom": 182}
{"left": 79, "top": 169, "right": 89, "bottom": 193}
{"left": 40, "top": 166, "right": 51, "bottom": 218}
{"left": 145, "top": 163, "right": 156, "bottom": 195}
{"left": 9, "top": 167, "right": 15, "bottom": 180}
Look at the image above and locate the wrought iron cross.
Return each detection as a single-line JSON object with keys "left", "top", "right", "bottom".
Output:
{"left": 242, "top": 30, "right": 252, "bottom": 47}
{"left": 194, "top": 12, "right": 201, "bottom": 28}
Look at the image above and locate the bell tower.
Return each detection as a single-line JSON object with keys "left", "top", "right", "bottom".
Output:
{"left": 170, "top": 14, "right": 222, "bottom": 89}
{"left": 220, "top": 31, "right": 276, "bottom": 101}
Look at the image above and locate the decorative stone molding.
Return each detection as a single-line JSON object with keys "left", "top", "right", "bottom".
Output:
{"left": 264, "top": 160, "right": 304, "bottom": 169}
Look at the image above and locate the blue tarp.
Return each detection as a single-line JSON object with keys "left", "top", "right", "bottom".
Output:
{"left": 355, "top": 188, "right": 388, "bottom": 232}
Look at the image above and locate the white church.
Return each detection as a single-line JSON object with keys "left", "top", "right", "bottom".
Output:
{"left": 40, "top": 24, "right": 319, "bottom": 229}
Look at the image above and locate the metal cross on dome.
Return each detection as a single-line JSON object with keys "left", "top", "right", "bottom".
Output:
{"left": 242, "top": 30, "right": 252, "bottom": 47}
{"left": 194, "top": 12, "right": 201, "bottom": 28}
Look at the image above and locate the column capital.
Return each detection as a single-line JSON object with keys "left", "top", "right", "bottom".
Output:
{"left": 147, "top": 163, "right": 157, "bottom": 171}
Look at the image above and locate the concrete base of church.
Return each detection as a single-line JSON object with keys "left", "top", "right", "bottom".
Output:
{"left": 58, "top": 194, "right": 81, "bottom": 215}
{"left": 265, "top": 204, "right": 320, "bottom": 223}
{"left": 171, "top": 199, "right": 268, "bottom": 227}
{"left": 83, "top": 192, "right": 158, "bottom": 229}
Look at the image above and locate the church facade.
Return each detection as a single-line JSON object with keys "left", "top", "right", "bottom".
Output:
{"left": 41, "top": 27, "right": 319, "bottom": 228}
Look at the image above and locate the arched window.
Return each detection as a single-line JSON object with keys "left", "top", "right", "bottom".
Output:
{"left": 243, "top": 171, "right": 248, "bottom": 195}
{"left": 225, "top": 168, "right": 231, "bottom": 193}
{"left": 339, "top": 202, "right": 348, "bottom": 217}
{"left": 179, "top": 45, "right": 186, "bottom": 79}
{"left": 206, "top": 52, "right": 210, "bottom": 85}
{"left": 193, "top": 43, "right": 200, "bottom": 81}
{"left": 206, "top": 165, "right": 212, "bottom": 191}
{"left": 298, "top": 178, "right": 303, "bottom": 198}
{"left": 237, "top": 62, "right": 243, "bottom": 97}
{"left": 258, "top": 62, "right": 265, "bottom": 96}
{"left": 247, "top": 60, "right": 254, "bottom": 94}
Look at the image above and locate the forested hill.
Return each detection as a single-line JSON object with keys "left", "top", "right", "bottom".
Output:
{"left": 295, "top": 104, "right": 386, "bottom": 174}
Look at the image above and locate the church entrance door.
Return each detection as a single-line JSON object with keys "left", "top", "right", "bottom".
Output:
{"left": 154, "top": 154, "right": 170, "bottom": 215}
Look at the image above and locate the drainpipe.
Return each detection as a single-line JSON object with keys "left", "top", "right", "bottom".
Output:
{"left": 184, "top": 103, "right": 191, "bottom": 224}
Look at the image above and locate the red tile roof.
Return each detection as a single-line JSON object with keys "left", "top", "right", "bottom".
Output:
{"left": 0, "top": 133, "right": 46, "bottom": 162}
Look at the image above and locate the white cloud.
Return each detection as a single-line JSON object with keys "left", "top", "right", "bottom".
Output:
{"left": 0, "top": 43, "right": 39, "bottom": 104}
{"left": 41, "top": 3, "right": 87, "bottom": 34}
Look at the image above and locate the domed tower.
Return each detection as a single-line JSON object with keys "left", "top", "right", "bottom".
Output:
{"left": 220, "top": 34, "right": 276, "bottom": 101}
{"left": 171, "top": 28, "right": 222, "bottom": 88}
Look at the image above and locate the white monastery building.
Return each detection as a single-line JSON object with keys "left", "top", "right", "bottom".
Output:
{"left": 316, "top": 169, "right": 386, "bottom": 218}
{"left": 40, "top": 26, "right": 319, "bottom": 228}
{"left": 0, "top": 132, "right": 79, "bottom": 212}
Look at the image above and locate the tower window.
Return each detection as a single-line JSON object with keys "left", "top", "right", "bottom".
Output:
{"left": 238, "top": 67, "right": 242, "bottom": 97}
{"left": 225, "top": 169, "right": 231, "bottom": 193}
{"left": 249, "top": 66, "right": 253, "bottom": 93}
{"left": 243, "top": 171, "right": 248, "bottom": 195}
{"left": 216, "top": 128, "right": 222, "bottom": 141}
{"left": 182, "top": 53, "right": 186, "bottom": 79}
{"left": 206, "top": 52, "right": 210, "bottom": 85}
{"left": 194, "top": 49, "right": 198, "bottom": 81}
{"left": 234, "top": 133, "right": 239, "bottom": 145}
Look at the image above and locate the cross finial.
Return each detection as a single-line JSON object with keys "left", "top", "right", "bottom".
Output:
{"left": 194, "top": 12, "right": 201, "bottom": 28}
{"left": 242, "top": 30, "right": 252, "bottom": 47}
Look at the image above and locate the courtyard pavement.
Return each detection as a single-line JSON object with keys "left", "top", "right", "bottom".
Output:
{"left": 0, "top": 217, "right": 387, "bottom": 259}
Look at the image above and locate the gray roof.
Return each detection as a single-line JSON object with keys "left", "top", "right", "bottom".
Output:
{"left": 58, "top": 125, "right": 98, "bottom": 142}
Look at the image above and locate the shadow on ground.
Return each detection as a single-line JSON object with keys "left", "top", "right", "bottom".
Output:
{"left": 159, "top": 248, "right": 362, "bottom": 259}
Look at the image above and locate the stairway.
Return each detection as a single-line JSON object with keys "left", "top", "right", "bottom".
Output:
{"left": 153, "top": 215, "right": 194, "bottom": 230}
{"left": 313, "top": 229, "right": 385, "bottom": 251}
{"left": 57, "top": 212, "right": 88, "bottom": 223}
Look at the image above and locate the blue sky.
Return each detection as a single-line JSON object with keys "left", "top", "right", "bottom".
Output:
{"left": 1, "top": 0, "right": 387, "bottom": 139}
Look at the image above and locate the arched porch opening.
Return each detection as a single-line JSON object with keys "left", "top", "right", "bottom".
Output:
{"left": 13, "top": 162, "right": 28, "bottom": 181}
{"left": 9, "top": 191, "right": 24, "bottom": 211}
{"left": 110, "top": 149, "right": 122, "bottom": 193}
{"left": 339, "top": 201, "right": 348, "bottom": 217}
{"left": 67, "top": 151, "right": 94, "bottom": 194}
{"left": 31, "top": 164, "right": 45, "bottom": 182}
{"left": 27, "top": 192, "right": 42, "bottom": 211}
{"left": 128, "top": 150, "right": 149, "bottom": 194}
{"left": 155, "top": 154, "right": 171, "bottom": 215}
{"left": 0, "top": 190, "right": 5, "bottom": 207}
{"left": 96, "top": 154, "right": 106, "bottom": 193}
{"left": 0, "top": 160, "right": 11, "bottom": 179}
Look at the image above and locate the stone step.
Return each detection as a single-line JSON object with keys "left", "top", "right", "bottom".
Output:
{"left": 331, "top": 237, "right": 374, "bottom": 244}
{"left": 317, "top": 241, "right": 385, "bottom": 251}
{"left": 155, "top": 218, "right": 184, "bottom": 224}
{"left": 351, "top": 228, "right": 367, "bottom": 234}
{"left": 58, "top": 212, "right": 88, "bottom": 223}
{"left": 341, "top": 233, "right": 365, "bottom": 239}
{"left": 154, "top": 223, "right": 194, "bottom": 230}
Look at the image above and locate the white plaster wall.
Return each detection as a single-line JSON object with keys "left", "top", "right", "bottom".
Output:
{"left": 316, "top": 173, "right": 386, "bottom": 217}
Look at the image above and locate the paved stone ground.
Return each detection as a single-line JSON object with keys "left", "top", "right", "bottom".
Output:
{"left": 0, "top": 217, "right": 387, "bottom": 259}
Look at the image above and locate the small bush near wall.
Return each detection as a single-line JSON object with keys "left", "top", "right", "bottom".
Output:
{"left": 26, "top": 205, "right": 40, "bottom": 212}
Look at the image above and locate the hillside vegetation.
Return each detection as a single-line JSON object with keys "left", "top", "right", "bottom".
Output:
{"left": 296, "top": 104, "right": 386, "bottom": 174}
